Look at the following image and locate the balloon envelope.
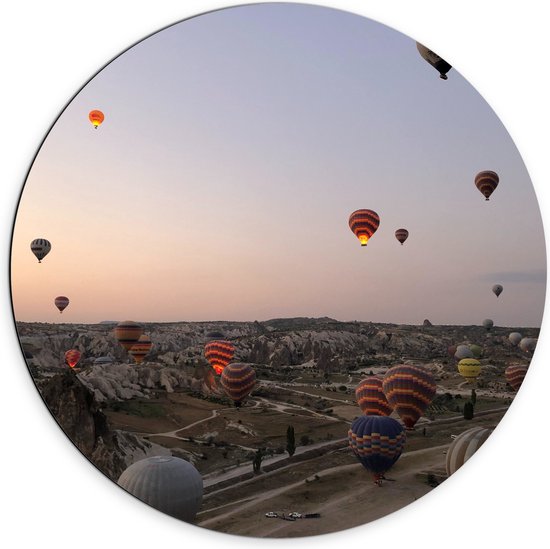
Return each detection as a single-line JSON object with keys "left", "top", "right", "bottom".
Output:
{"left": 508, "top": 332, "right": 522, "bottom": 346}
{"left": 395, "top": 228, "right": 409, "bottom": 245}
{"left": 475, "top": 171, "right": 499, "bottom": 201}
{"left": 482, "top": 319, "right": 494, "bottom": 331}
{"left": 114, "top": 321, "right": 144, "bottom": 351}
{"left": 355, "top": 376, "right": 393, "bottom": 416}
{"left": 416, "top": 42, "right": 452, "bottom": 80}
{"left": 469, "top": 344, "right": 482, "bottom": 359}
{"left": 457, "top": 358, "right": 482, "bottom": 383}
{"left": 54, "top": 296, "right": 70, "bottom": 313}
{"left": 348, "top": 209, "right": 380, "bottom": 246}
{"left": 220, "top": 363, "right": 256, "bottom": 406}
{"left": 382, "top": 364, "right": 436, "bottom": 429}
{"left": 492, "top": 284, "right": 503, "bottom": 297}
{"left": 446, "top": 427, "right": 492, "bottom": 476}
{"left": 455, "top": 345, "right": 474, "bottom": 360}
{"left": 30, "top": 238, "right": 51, "bottom": 263}
{"left": 519, "top": 337, "right": 537, "bottom": 353}
{"left": 117, "top": 456, "right": 203, "bottom": 522}
{"left": 505, "top": 365, "right": 528, "bottom": 391}
{"left": 129, "top": 334, "right": 153, "bottom": 364}
{"left": 64, "top": 349, "right": 81, "bottom": 369}
{"left": 348, "top": 415, "right": 406, "bottom": 482}
{"left": 205, "top": 340, "right": 235, "bottom": 375}
{"left": 89, "top": 109, "right": 105, "bottom": 128}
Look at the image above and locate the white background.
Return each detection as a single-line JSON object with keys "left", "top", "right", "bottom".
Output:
{"left": 1, "top": 1, "right": 548, "bottom": 547}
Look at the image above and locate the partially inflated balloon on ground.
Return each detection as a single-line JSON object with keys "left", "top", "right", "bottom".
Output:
{"left": 355, "top": 377, "right": 393, "bottom": 416}
{"left": 382, "top": 364, "right": 436, "bottom": 430}
{"left": 114, "top": 321, "right": 143, "bottom": 351}
{"left": 519, "top": 337, "right": 537, "bottom": 353}
{"left": 129, "top": 334, "right": 153, "bottom": 364}
{"left": 505, "top": 365, "right": 528, "bottom": 391}
{"left": 348, "top": 415, "right": 406, "bottom": 485}
{"left": 117, "top": 456, "right": 203, "bottom": 522}
{"left": 30, "top": 238, "right": 51, "bottom": 263}
{"left": 205, "top": 340, "right": 235, "bottom": 375}
{"left": 348, "top": 209, "right": 380, "bottom": 247}
{"left": 458, "top": 358, "right": 482, "bottom": 383}
{"left": 220, "top": 363, "right": 256, "bottom": 407}
{"left": 508, "top": 332, "right": 522, "bottom": 346}
{"left": 64, "top": 349, "right": 81, "bottom": 369}
{"left": 446, "top": 427, "right": 492, "bottom": 476}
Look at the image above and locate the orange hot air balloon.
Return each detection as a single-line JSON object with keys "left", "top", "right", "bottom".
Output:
{"left": 349, "top": 209, "right": 380, "bottom": 247}
{"left": 114, "top": 321, "right": 143, "bottom": 352}
{"left": 395, "top": 228, "right": 409, "bottom": 245}
{"left": 355, "top": 376, "right": 393, "bottom": 416}
{"left": 65, "top": 349, "right": 81, "bottom": 369}
{"left": 54, "top": 296, "right": 70, "bottom": 313}
{"left": 89, "top": 110, "right": 105, "bottom": 129}
{"left": 475, "top": 170, "right": 499, "bottom": 201}
{"left": 205, "top": 340, "right": 235, "bottom": 375}
{"left": 129, "top": 335, "right": 153, "bottom": 364}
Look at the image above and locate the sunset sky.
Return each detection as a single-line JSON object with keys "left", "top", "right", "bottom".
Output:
{"left": 10, "top": 3, "right": 546, "bottom": 326}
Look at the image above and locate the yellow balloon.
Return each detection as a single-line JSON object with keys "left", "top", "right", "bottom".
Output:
{"left": 458, "top": 358, "right": 481, "bottom": 383}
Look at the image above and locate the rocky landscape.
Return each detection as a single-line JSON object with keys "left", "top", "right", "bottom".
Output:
{"left": 17, "top": 317, "right": 537, "bottom": 536}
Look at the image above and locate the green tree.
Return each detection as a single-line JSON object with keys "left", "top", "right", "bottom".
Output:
{"left": 286, "top": 425, "right": 296, "bottom": 457}
{"left": 470, "top": 388, "right": 477, "bottom": 407}
{"left": 463, "top": 401, "right": 474, "bottom": 420}
{"left": 252, "top": 448, "right": 263, "bottom": 474}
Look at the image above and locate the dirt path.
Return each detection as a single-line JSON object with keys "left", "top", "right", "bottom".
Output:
{"left": 197, "top": 444, "right": 449, "bottom": 536}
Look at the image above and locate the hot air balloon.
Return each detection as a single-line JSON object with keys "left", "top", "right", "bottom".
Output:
{"left": 508, "top": 332, "right": 522, "bottom": 346}
{"left": 505, "top": 365, "right": 528, "bottom": 392}
{"left": 447, "top": 345, "right": 457, "bottom": 358}
{"left": 492, "top": 284, "right": 503, "bottom": 297}
{"left": 117, "top": 456, "right": 203, "bottom": 523}
{"left": 446, "top": 427, "right": 492, "bottom": 476}
{"left": 457, "top": 358, "right": 482, "bottom": 383}
{"left": 54, "top": 296, "right": 69, "bottom": 313}
{"left": 482, "top": 319, "right": 494, "bottom": 331}
{"left": 395, "top": 228, "right": 409, "bottom": 245}
{"left": 30, "top": 238, "right": 51, "bottom": 263}
{"left": 469, "top": 344, "right": 483, "bottom": 359}
{"left": 114, "top": 321, "right": 143, "bottom": 352}
{"left": 454, "top": 345, "right": 474, "bottom": 360}
{"left": 519, "top": 337, "right": 537, "bottom": 353}
{"left": 382, "top": 364, "right": 436, "bottom": 430}
{"left": 129, "top": 334, "right": 153, "bottom": 364}
{"left": 64, "top": 349, "right": 81, "bottom": 369}
{"left": 205, "top": 340, "right": 235, "bottom": 375}
{"left": 89, "top": 109, "right": 104, "bottom": 129}
{"left": 475, "top": 171, "right": 499, "bottom": 201}
{"left": 348, "top": 415, "right": 406, "bottom": 485}
{"left": 220, "top": 363, "right": 256, "bottom": 407}
{"left": 355, "top": 377, "right": 393, "bottom": 416}
{"left": 416, "top": 42, "right": 452, "bottom": 80}
{"left": 348, "top": 209, "right": 380, "bottom": 247}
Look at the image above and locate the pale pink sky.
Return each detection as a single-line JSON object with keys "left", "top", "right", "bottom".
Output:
{"left": 11, "top": 4, "right": 546, "bottom": 326}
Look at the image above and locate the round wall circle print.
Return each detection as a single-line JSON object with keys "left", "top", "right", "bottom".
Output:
{"left": 10, "top": 2, "right": 545, "bottom": 539}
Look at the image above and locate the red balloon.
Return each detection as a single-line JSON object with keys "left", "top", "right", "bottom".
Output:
{"left": 64, "top": 349, "right": 81, "bottom": 369}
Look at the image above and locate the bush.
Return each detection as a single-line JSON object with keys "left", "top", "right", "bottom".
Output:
{"left": 463, "top": 401, "right": 474, "bottom": 420}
